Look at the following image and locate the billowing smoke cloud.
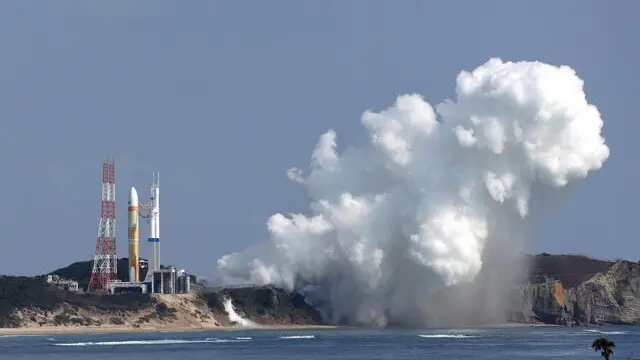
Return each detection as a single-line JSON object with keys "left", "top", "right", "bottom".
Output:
{"left": 216, "top": 58, "right": 610, "bottom": 327}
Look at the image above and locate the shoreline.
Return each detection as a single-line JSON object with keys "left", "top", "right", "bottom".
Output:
{"left": 0, "top": 322, "right": 562, "bottom": 336}
{"left": 0, "top": 324, "right": 342, "bottom": 336}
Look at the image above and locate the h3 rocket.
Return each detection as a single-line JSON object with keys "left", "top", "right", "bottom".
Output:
{"left": 128, "top": 187, "right": 140, "bottom": 283}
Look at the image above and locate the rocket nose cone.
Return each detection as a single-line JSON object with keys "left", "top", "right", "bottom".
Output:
{"left": 129, "top": 187, "right": 138, "bottom": 206}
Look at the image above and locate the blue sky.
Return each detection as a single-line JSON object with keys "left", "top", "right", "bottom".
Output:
{"left": 0, "top": 1, "right": 637, "bottom": 277}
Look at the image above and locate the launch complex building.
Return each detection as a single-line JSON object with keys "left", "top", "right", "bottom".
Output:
{"left": 88, "top": 161, "right": 191, "bottom": 295}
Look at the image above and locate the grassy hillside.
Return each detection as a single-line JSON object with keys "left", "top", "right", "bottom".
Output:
{"left": 49, "top": 258, "right": 147, "bottom": 290}
{"left": 0, "top": 275, "right": 151, "bottom": 327}
{"left": 0, "top": 276, "right": 323, "bottom": 328}
{"left": 527, "top": 253, "right": 615, "bottom": 287}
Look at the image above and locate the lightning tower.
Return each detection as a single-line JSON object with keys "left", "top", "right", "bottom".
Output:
{"left": 88, "top": 159, "right": 118, "bottom": 292}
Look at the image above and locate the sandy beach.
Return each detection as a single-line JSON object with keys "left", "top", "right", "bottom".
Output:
{"left": 0, "top": 321, "right": 559, "bottom": 336}
{"left": 0, "top": 324, "right": 342, "bottom": 336}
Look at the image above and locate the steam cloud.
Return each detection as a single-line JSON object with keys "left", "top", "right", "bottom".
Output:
{"left": 223, "top": 297, "right": 259, "bottom": 328}
{"left": 216, "top": 58, "right": 610, "bottom": 327}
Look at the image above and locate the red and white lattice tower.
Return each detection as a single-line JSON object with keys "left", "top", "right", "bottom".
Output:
{"left": 88, "top": 159, "right": 118, "bottom": 292}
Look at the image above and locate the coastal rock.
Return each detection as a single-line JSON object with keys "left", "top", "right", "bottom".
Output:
{"left": 510, "top": 259, "right": 640, "bottom": 325}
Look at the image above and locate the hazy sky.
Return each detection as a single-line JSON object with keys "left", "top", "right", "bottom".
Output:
{"left": 0, "top": 1, "right": 637, "bottom": 277}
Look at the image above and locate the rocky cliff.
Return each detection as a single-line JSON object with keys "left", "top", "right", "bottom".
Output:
{"left": 510, "top": 258, "right": 640, "bottom": 325}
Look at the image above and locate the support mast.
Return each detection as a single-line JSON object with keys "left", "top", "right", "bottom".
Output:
{"left": 88, "top": 159, "right": 117, "bottom": 292}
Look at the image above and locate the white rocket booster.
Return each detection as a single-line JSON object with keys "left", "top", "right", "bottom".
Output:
{"left": 147, "top": 173, "right": 160, "bottom": 275}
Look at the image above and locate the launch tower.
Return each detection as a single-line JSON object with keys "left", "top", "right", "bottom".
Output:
{"left": 88, "top": 159, "right": 118, "bottom": 292}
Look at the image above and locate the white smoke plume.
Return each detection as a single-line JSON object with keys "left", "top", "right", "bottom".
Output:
{"left": 222, "top": 297, "right": 259, "bottom": 327}
{"left": 216, "top": 58, "right": 610, "bottom": 327}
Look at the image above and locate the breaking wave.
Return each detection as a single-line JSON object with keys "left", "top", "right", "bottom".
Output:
{"left": 583, "top": 329, "right": 628, "bottom": 335}
{"left": 279, "top": 335, "right": 316, "bottom": 339}
{"left": 418, "top": 334, "right": 479, "bottom": 339}
{"left": 54, "top": 338, "right": 250, "bottom": 347}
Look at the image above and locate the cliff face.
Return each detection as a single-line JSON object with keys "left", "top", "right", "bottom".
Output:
{"left": 510, "top": 260, "right": 640, "bottom": 325}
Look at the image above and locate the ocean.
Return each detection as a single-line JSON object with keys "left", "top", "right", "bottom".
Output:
{"left": 1, "top": 326, "right": 637, "bottom": 359}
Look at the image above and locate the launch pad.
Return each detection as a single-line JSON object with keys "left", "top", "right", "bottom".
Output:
{"left": 107, "top": 268, "right": 191, "bottom": 294}
{"left": 148, "top": 267, "right": 191, "bottom": 294}
{"left": 89, "top": 161, "right": 193, "bottom": 295}
{"left": 108, "top": 280, "right": 148, "bottom": 294}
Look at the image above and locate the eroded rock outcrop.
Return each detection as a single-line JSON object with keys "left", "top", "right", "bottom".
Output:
{"left": 510, "top": 260, "right": 640, "bottom": 325}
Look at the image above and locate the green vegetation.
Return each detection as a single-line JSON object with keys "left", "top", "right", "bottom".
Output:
{"left": 48, "top": 258, "right": 149, "bottom": 291}
{"left": 1, "top": 257, "right": 324, "bottom": 329}
{"left": 204, "top": 285, "right": 322, "bottom": 324}
{"left": 528, "top": 253, "right": 614, "bottom": 287}
{"left": 52, "top": 311, "right": 98, "bottom": 326}
{"left": 592, "top": 337, "right": 616, "bottom": 360}
{"left": 154, "top": 302, "right": 178, "bottom": 320}
{"left": 0, "top": 275, "right": 151, "bottom": 327}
